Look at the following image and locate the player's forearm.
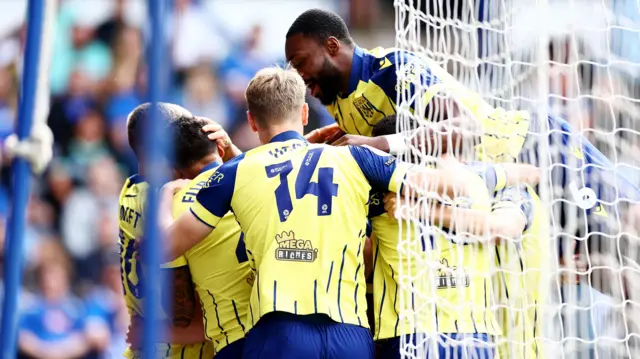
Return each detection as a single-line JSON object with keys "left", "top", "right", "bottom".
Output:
{"left": 431, "top": 204, "right": 493, "bottom": 243}
{"left": 403, "top": 168, "right": 470, "bottom": 200}
{"left": 161, "top": 267, "right": 197, "bottom": 328}
{"left": 432, "top": 205, "right": 525, "bottom": 243}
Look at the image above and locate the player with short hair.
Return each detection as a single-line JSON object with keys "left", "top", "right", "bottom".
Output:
{"left": 285, "top": 8, "right": 640, "bottom": 242}
{"left": 156, "top": 65, "right": 477, "bottom": 359}
{"left": 120, "top": 102, "right": 239, "bottom": 358}
{"left": 369, "top": 116, "right": 541, "bottom": 359}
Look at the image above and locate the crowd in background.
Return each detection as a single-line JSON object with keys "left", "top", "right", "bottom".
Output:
{"left": 0, "top": 0, "right": 638, "bottom": 358}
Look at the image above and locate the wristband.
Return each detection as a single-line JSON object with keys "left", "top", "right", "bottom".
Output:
{"left": 384, "top": 134, "right": 408, "bottom": 156}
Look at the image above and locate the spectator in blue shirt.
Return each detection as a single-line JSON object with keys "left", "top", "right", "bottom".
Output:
{"left": 18, "top": 257, "right": 89, "bottom": 359}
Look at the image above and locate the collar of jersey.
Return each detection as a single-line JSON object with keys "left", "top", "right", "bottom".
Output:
{"left": 347, "top": 46, "right": 365, "bottom": 95}
{"left": 128, "top": 174, "right": 146, "bottom": 186}
{"left": 268, "top": 130, "right": 306, "bottom": 143}
{"left": 200, "top": 160, "right": 223, "bottom": 174}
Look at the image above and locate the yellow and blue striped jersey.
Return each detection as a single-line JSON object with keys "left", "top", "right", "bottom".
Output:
{"left": 118, "top": 176, "right": 211, "bottom": 359}
{"left": 190, "top": 131, "right": 411, "bottom": 332}
{"left": 467, "top": 162, "right": 549, "bottom": 358}
{"left": 329, "top": 46, "right": 530, "bottom": 161}
{"left": 366, "top": 164, "right": 506, "bottom": 340}
{"left": 163, "top": 161, "right": 250, "bottom": 356}
{"left": 492, "top": 185, "right": 549, "bottom": 359}
{"left": 428, "top": 167, "right": 500, "bottom": 335}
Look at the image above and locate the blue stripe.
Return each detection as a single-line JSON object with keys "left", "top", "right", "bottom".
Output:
{"left": 337, "top": 245, "right": 348, "bottom": 323}
{"left": 249, "top": 303, "right": 255, "bottom": 327}
{"left": 313, "top": 279, "right": 318, "bottom": 313}
{"left": 199, "top": 342, "right": 204, "bottom": 359}
{"left": 180, "top": 346, "right": 186, "bottom": 359}
{"left": 294, "top": 301, "right": 298, "bottom": 314}
{"left": 231, "top": 299, "right": 245, "bottom": 333}
{"left": 390, "top": 265, "right": 400, "bottom": 337}
{"left": 165, "top": 344, "right": 171, "bottom": 357}
{"left": 207, "top": 289, "right": 229, "bottom": 345}
{"left": 198, "top": 296, "right": 211, "bottom": 340}
{"left": 376, "top": 279, "right": 386, "bottom": 339}
{"left": 273, "top": 281, "right": 277, "bottom": 312}
{"left": 326, "top": 261, "right": 334, "bottom": 292}
{"left": 189, "top": 208, "right": 215, "bottom": 228}
{"left": 354, "top": 263, "right": 362, "bottom": 326}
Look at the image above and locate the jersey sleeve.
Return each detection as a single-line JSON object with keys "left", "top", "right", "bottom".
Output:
{"left": 348, "top": 145, "right": 413, "bottom": 193}
{"left": 192, "top": 154, "right": 244, "bottom": 228}
{"left": 465, "top": 162, "right": 508, "bottom": 194}
{"left": 493, "top": 185, "right": 535, "bottom": 231}
{"left": 369, "top": 51, "right": 442, "bottom": 111}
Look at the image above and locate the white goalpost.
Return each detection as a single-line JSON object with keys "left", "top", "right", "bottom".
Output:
{"left": 394, "top": 0, "right": 640, "bottom": 358}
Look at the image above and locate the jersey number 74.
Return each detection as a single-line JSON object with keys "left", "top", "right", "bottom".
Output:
{"left": 265, "top": 147, "right": 339, "bottom": 222}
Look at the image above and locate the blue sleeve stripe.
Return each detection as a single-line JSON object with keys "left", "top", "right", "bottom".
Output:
{"left": 349, "top": 145, "right": 398, "bottom": 192}
{"left": 189, "top": 208, "right": 215, "bottom": 229}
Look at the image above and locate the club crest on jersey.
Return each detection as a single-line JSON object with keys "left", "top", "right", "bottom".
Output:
{"left": 436, "top": 258, "right": 470, "bottom": 289}
{"left": 353, "top": 96, "right": 376, "bottom": 119}
{"left": 274, "top": 230, "right": 318, "bottom": 262}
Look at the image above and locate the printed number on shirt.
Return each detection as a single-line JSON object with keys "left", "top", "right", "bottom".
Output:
{"left": 265, "top": 147, "right": 339, "bottom": 222}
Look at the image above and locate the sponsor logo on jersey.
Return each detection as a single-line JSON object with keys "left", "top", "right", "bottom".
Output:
{"left": 436, "top": 258, "right": 470, "bottom": 289}
{"left": 274, "top": 230, "right": 318, "bottom": 262}
{"left": 353, "top": 96, "right": 375, "bottom": 119}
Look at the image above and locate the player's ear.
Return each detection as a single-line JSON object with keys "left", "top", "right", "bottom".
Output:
{"left": 301, "top": 103, "right": 309, "bottom": 126}
{"left": 326, "top": 37, "right": 340, "bottom": 56}
{"left": 247, "top": 111, "right": 258, "bottom": 133}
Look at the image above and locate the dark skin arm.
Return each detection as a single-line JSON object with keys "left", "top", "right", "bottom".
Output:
{"left": 160, "top": 266, "right": 197, "bottom": 328}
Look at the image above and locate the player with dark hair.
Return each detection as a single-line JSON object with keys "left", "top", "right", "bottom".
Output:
{"left": 119, "top": 102, "right": 247, "bottom": 359}
{"left": 153, "top": 65, "right": 488, "bottom": 359}
{"left": 285, "top": 8, "right": 640, "bottom": 262}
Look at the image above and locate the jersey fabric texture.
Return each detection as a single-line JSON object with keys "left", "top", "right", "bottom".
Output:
{"left": 118, "top": 176, "right": 214, "bottom": 359}
{"left": 163, "top": 161, "right": 251, "bottom": 356}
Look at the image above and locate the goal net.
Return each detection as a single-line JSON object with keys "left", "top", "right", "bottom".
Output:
{"left": 394, "top": 0, "right": 640, "bottom": 358}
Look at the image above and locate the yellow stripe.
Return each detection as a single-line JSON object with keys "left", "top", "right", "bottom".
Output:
{"left": 389, "top": 162, "right": 412, "bottom": 193}
{"left": 494, "top": 164, "right": 507, "bottom": 192}
{"left": 191, "top": 201, "right": 223, "bottom": 227}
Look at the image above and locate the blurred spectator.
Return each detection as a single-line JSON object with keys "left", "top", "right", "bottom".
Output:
{"left": 83, "top": 249, "right": 128, "bottom": 359}
{"left": 61, "top": 157, "right": 121, "bottom": 265}
{"left": 50, "top": 2, "right": 112, "bottom": 95}
{"left": 95, "top": 0, "right": 127, "bottom": 48}
{"left": 176, "top": 64, "right": 230, "bottom": 129}
{"left": 48, "top": 70, "right": 97, "bottom": 155}
{"left": 169, "top": 0, "right": 228, "bottom": 71}
{"left": 18, "top": 245, "right": 89, "bottom": 359}
{"left": 24, "top": 195, "right": 56, "bottom": 267}
{"left": 65, "top": 107, "right": 111, "bottom": 182}
{"left": 42, "top": 161, "right": 75, "bottom": 232}
{"left": 219, "top": 24, "right": 269, "bottom": 150}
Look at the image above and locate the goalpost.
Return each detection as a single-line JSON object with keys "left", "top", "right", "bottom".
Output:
{"left": 394, "top": 0, "right": 640, "bottom": 358}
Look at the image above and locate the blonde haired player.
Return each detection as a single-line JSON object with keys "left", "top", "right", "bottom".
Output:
{"left": 155, "top": 65, "right": 480, "bottom": 359}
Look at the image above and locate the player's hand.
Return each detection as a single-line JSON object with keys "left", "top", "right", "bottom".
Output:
{"left": 200, "top": 118, "right": 232, "bottom": 157}
{"left": 330, "top": 134, "right": 391, "bottom": 153}
{"left": 384, "top": 192, "right": 431, "bottom": 221}
{"left": 161, "top": 179, "right": 190, "bottom": 197}
{"left": 305, "top": 123, "right": 344, "bottom": 143}
{"left": 126, "top": 315, "right": 143, "bottom": 350}
{"left": 501, "top": 163, "right": 541, "bottom": 186}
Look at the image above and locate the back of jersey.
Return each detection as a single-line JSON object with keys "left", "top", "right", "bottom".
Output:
{"left": 230, "top": 134, "right": 371, "bottom": 330}
{"left": 119, "top": 176, "right": 207, "bottom": 359}
{"left": 118, "top": 175, "right": 148, "bottom": 318}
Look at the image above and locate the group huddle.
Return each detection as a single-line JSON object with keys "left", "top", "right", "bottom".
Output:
{"left": 117, "top": 9, "right": 640, "bottom": 359}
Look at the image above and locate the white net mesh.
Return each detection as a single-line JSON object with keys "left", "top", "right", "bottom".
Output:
{"left": 394, "top": 0, "right": 640, "bottom": 358}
